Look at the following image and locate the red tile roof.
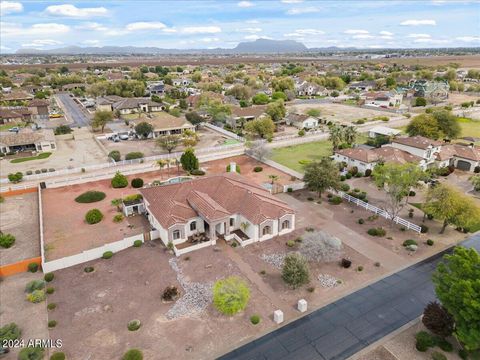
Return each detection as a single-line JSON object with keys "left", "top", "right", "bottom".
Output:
{"left": 392, "top": 136, "right": 442, "bottom": 150}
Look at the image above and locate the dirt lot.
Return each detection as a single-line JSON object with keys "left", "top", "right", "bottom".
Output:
{"left": 447, "top": 92, "right": 480, "bottom": 106}
{"left": 0, "top": 192, "right": 40, "bottom": 265}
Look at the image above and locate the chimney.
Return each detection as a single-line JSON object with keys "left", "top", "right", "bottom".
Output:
{"left": 229, "top": 162, "right": 236, "bottom": 173}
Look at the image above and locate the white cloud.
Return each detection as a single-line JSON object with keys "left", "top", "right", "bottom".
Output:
{"left": 380, "top": 35, "right": 393, "bottom": 40}
{"left": 344, "top": 29, "right": 369, "bottom": 34}
{"left": 238, "top": 1, "right": 254, "bottom": 7}
{"left": 400, "top": 19, "right": 436, "bottom": 26}
{"left": 281, "top": 0, "right": 303, "bottom": 3}
{"left": 1, "top": 22, "right": 70, "bottom": 36}
{"left": 21, "top": 39, "right": 62, "bottom": 47}
{"left": 284, "top": 29, "right": 325, "bottom": 37}
{"left": 126, "top": 22, "right": 167, "bottom": 31}
{"left": 408, "top": 33, "right": 431, "bottom": 38}
{"left": 75, "top": 22, "right": 107, "bottom": 31}
{"left": 286, "top": 6, "right": 320, "bottom": 15}
{"left": 44, "top": 4, "right": 108, "bottom": 18}
{"left": 0, "top": 1, "right": 23, "bottom": 15}
{"left": 379, "top": 31, "right": 394, "bottom": 36}
{"left": 244, "top": 34, "right": 272, "bottom": 40}
{"left": 239, "top": 27, "right": 262, "bottom": 33}
{"left": 413, "top": 38, "right": 448, "bottom": 44}
{"left": 182, "top": 26, "right": 222, "bottom": 34}
{"left": 82, "top": 39, "right": 100, "bottom": 46}
{"left": 246, "top": 19, "right": 260, "bottom": 24}
{"left": 200, "top": 37, "right": 220, "bottom": 42}
{"left": 352, "top": 34, "right": 374, "bottom": 39}
{"left": 368, "top": 45, "right": 382, "bottom": 48}
{"left": 456, "top": 36, "right": 480, "bottom": 42}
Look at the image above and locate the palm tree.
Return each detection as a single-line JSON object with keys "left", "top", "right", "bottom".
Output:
{"left": 111, "top": 198, "right": 122, "bottom": 212}
{"left": 157, "top": 159, "right": 167, "bottom": 179}
{"left": 328, "top": 124, "right": 344, "bottom": 151}
{"left": 344, "top": 126, "right": 358, "bottom": 146}
{"left": 268, "top": 174, "right": 279, "bottom": 185}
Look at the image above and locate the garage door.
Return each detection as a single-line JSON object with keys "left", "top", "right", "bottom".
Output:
{"left": 456, "top": 160, "right": 471, "bottom": 171}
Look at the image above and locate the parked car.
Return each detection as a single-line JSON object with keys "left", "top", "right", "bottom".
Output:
{"left": 119, "top": 134, "right": 129, "bottom": 140}
{"left": 8, "top": 127, "right": 19, "bottom": 132}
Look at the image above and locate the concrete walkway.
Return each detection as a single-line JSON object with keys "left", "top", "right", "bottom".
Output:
{"left": 218, "top": 233, "right": 480, "bottom": 360}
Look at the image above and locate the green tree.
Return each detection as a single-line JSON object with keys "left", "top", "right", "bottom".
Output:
{"left": 386, "top": 77, "right": 396, "bottom": 88}
{"left": 271, "top": 91, "right": 287, "bottom": 101}
{"left": 213, "top": 276, "right": 250, "bottom": 316}
{"left": 406, "top": 114, "right": 441, "bottom": 139}
{"left": 111, "top": 172, "right": 128, "bottom": 188}
{"left": 180, "top": 148, "right": 199, "bottom": 172}
{"left": 433, "top": 247, "right": 480, "bottom": 351}
{"left": 432, "top": 109, "right": 461, "bottom": 139}
{"left": 134, "top": 122, "right": 153, "bottom": 139}
{"left": 122, "top": 348, "right": 143, "bottom": 360}
{"left": 303, "top": 157, "right": 340, "bottom": 198}
{"left": 271, "top": 77, "right": 294, "bottom": 92}
{"left": 244, "top": 116, "right": 275, "bottom": 139}
{"left": 252, "top": 93, "right": 270, "bottom": 105}
{"left": 414, "top": 97, "right": 427, "bottom": 107}
{"left": 7, "top": 172, "right": 23, "bottom": 183}
{"left": 191, "top": 72, "right": 202, "bottom": 83}
{"left": 156, "top": 134, "right": 180, "bottom": 154}
{"left": 470, "top": 174, "right": 480, "bottom": 192}
{"left": 343, "top": 126, "right": 357, "bottom": 145}
{"left": 185, "top": 111, "right": 203, "bottom": 125}
{"left": 424, "top": 183, "right": 480, "bottom": 233}
{"left": 92, "top": 110, "right": 113, "bottom": 132}
{"left": 226, "top": 84, "right": 252, "bottom": 100}
{"left": 328, "top": 124, "right": 344, "bottom": 151}
{"left": 266, "top": 100, "right": 286, "bottom": 122}
{"left": 282, "top": 252, "right": 310, "bottom": 289}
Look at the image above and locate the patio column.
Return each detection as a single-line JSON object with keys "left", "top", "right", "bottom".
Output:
{"left": 224, "top": 221, "right": 230, "bottom": 236}
{"left": 209, "top": 222, "right": 216, "bottom": 241}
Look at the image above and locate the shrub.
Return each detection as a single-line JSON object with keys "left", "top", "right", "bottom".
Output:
{"left": 25, "top": 280, "right": 45, "bottom": 293}
{"left": 161, "top": 286, "right": 179, "bottom": 301}
{"left": 48, "top": 320, "right": 57, "bottom": 328}
{"left": 421, "top": 225, "right": 429, "bottom": 233}
{"left": 111, "top": 171, "right": 128, "bottom": 188}
{"left": 403, "top": 239, "right": 418, "bottom": 247}
{"left": 44, "top": 273, "right": 54, "bottom": 282}
{"left": 431, "top": 351, "right": 447, "bottom": 360}
{"left": 415, "top": 331, "right": 436, "bottom": 352}
{"left": 46, "top": 287, "right": 54, "bottom": 294}
{"left": 367, "top": 228, "right": 386, "bottom": 237}
{"left": 458, "top": 349, "right": 469, "bottom": 360}
{"left": 125, "top": 152, "right": 144, "bottom": 160}
{"left": 0, "top": 233, "right": 15, "bottom": 248}
{"left": 113, "top": 213, "right": 124, "bottom": 223}
{"left": 122, "top": 349, "right": 143, "bottom": 360}
{"left": 437, "top": 338, "right": 453, "bottom": 352}
{"left": 131, "top": 178, "right": 144, "bottom": 188}
{"left": 357, "top": 266, "right": 364, "bottom": 272}
{"left": 298, "top": 129, "right": 305, "bottom": 136}
{"left": 190, "top": 169, "right": 205, "bottom": 176}
{"left": 340, "top": 175, "right": 346, "bottom": 181}
{"left": 253, "top": 166, "right": 263, "bottom": 172}
{"left": 85, "top": 209, "right": 103, "bottom": 224}
{"left": 345, "top": 173, "right": 352, "bottom": 179}
{"left": 26, "top": 170, "right": 33, "bottom": 175}
{"left": 213, "top": 276, "right": 250, "bottom": 315}
{"left": 307, "top": 286, "right": 315, "bottom": 293}
{"left": 102, "top": 251, "right": 113, "bottom": 259}
{"left": 47, "top": 303, "right": 56, "bottom": 310}
{"left": 340, "top": 183, "right": 350, "bottom": 192}
{"left": 28, "top": 262, "right": 39, "bottom": 272}
{"left": 0, "top": 322, "right": 21, "bottom": 342}
{"left": 329, "top": 196, "right": 342, "bottom": 205}
{"left": 26, "top": 290, "right": 46, "bottom": 303}
{"left": 84, "top": 266, "right": 94, "bottom": 273}
{"left": 282, "top": 253, "right": 310, "bottom": 288}
{"left": 341, "top": 258, "right": 352, "bottom": 268}
{"left": 286, "top": 240, "right": 295, "bottom": 247}
{"left": 133, "top": 240, "right": 142, "bottom": 247}
{"left": 374, "top": 262, "right": 381, "bottom": 267}
{"left": 422, "top": 301, "right": 454, "bottom": 338}
{"left": 8, "top": 172, "right": 23, "bottom": 183}
{"left": 75, "top": 191, "right": 106, "bottom": 203}
{"left": 409, "top": 190, "right": 416, "bottom": 197}
{"left": 180, "top": 148, "right": 199, "bottom": 172}
{"left": 250, "top": 315, "right": 261, "bottom": 325}
{"left": 358, "top": 218, "right": 365, "bottom": 225}
{"left": 18, "top": 347, "right": 44, "bottom": 360}
{"left": 226, "top": 164, "right": 240, "bottom": 173}
{"left": 300, "top": 231, "right": 343, "bottom": 262}
{"left": 127, "top": 320, "right": 142, "bottom": 331}
{"left": 427, "top": 239, "right": 434, "bottom": 246}
{"left": 50, "top": 352, "right": 66, "bottom": 360}
{"left": 108, "top": 150, "right": 121, "bottom": 162}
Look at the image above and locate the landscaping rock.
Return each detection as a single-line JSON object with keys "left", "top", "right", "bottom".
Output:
{"left": 260, "top": 253, "right": 286, "bottom": 270}
{"left": 317, "top": 274, "right": 339, "bottom": 288}
{"left": 406, "top": 244, "right": 418, "bottom": 252}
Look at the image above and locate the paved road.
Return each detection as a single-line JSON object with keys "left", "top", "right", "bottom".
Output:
{"left": 219, "top": 234, "right": 480, "bottom": 360}
{"left": 55, "top": 93, "right": 91, "bottom": 127}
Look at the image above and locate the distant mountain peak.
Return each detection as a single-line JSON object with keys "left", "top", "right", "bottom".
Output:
{"left": 234, "top": 39, "right": 308, "bottom": 53}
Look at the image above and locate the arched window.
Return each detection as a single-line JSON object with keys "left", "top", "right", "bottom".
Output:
{"left": 173, "top": 230, "right": 180, "bottom": 240}
{"left": 262, "top": 226, "right": 271, "bottom": 236}
{"left": 281, "top": 220, "right": 290, "bottom": 230}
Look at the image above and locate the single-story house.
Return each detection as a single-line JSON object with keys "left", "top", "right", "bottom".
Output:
{"left": 173, "top": 78, "right": 191, "bottom": 86}
{"left": 97, "top": 96, "right": 165, "bottom": 114}
{"left": 349, "top": 81, "right": 376, "bottom": 92}
{"left": 0, "top": 91, "right": 34, "bottom": 103}
{"left": 0, "top": 128, "right": 56, "bottom": 154}
{"left": 436, "top": 143, "right": 480, "bottom": 172}
{"left": 27, "top": 99, "right": 49, "bottom": 120}
{"left": 0, "top": 108, "right": 31, "bottom": 124}
{"left": 132, "top": 113, "right": 195, "bottom": 137}
{"left": 227, "top": 105, "right": 268, "bottom": 128}
{"left": 285, "top": 113, "right": 318, "bottom": 129}
{"left": 147, "top": 81, "right": 165, "bottom": 95}
{"left": 368, "top": 126, "right": 401, "bottom": 138}
{"left": 363, "top": 91, "right": 403, "bottom": 107}
{"left": 139, "top": 171, "right": 295, "bottom": 255}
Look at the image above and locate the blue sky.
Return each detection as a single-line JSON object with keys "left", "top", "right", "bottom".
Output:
{"left": 1, "top": 0, "right": 479, "bottom": 53}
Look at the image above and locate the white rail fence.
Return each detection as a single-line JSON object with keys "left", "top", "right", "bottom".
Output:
{"left": 203, "top": 123, "right": 245, "bottom": 142}
{"left": 338, "top": 191, "right": 422, "bottom": 233}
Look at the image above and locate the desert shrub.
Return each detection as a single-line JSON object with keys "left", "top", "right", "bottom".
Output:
{"left": 299, "top": 231, "right": 343, "bottom": 262}
{"left": 250, "top": 315, "right": 261, "bottom": 325}
{"left": 108, "top": 150, "right": 121, "bottom": 162}
{"left": 85, "top": 209, "right": 103, "bottom": 224}
{"left": 307, "top": 286, "right": 315, "bottom": 292}
{"left": 122, "top": 349, "right": 143, "bottom": 360}
{"left": 328, "top": 196, "right": 343, "bottom": 205}
{"left": 432, "top": 351, "right": 447, "bottom": 360}
{"left": 127, "top": 320, "right": 142, "bottom": 331}
{"left": 357, "top": 266, "right": 364, "bottom": 271}
{"left": 75, "top": 191, "right": 106, "bottom": 203}
{"left": 125, "top": 152, "right": 144, "bottom": 160}
{"left": 46, "top": 287, "right": 54, "bottom": 295}
{"left": 26, "top": 170, "right": 33, "bottom": 175}
{"left": 358, "top": 218, "right": 365, "bottom": 225}
{"left": 131, "top": 178, "right": 144, "bottom": 188}
{"left": 0, "top": 322, "right": 21, "bottom": 342}
{"left": 415, "top": 331, "right": 436, "bottom": 352}
{"left": 422, "top": 301, "right": 454, "bottom": 338}
{"left": 421, "top": 225, "right": 429, "bottom": 234}
{"left": 111, "top": 171, "right": 128, "bottom": 188}
{"left": 25, "top": 280, "right": 45, "bottom": 293}
{"left": 340, "top": 175, "right": 346, "bottom": 181}
{"left": 226, "top": 164, "right": 241, "bottom": 173}
{"left": 374, "top": 261, "right": 381, "bottom": 267}
{"left": 48, "top": 320, "right": 57, "bottom": 328}
{"left": 305, "top": 227, "right": 315, "bottom": 232}
{"left": 133, "top": 240, "right": 142, "bottom": 247}
{"left": 349, "top": 166, "right": 358, "bottom": 175}
{"left": 437, "top": 338, "right": 453, "bottom": 352}
{"left": 50, "top": 352, "right": 66, "bottom": 360}
{"left": 190, "top": 169, "right": 205, "bottom": 176}
{"left": 44, "top": 273, "right": 54, "bottom": 282}
{"left": 47, "top": 303, "right": 56, "bottom": 310}
{"left": 282, "top": 253, "right": 310, "bottom": 288}
{"left": 367, "top": 228, "right": 386, "bottom": 237}
{"left": 102, "top": 251, "right": 113, "bottom": 259}
{"left": 253, "top": 166, "right": 263, "bottom": 172}
{"left": 340, "top": 183, "right": 350, "bottom": 192}
{"left": 213, "top": 277, "right": 250, "bottom": 316}
{"left": 298, "top": 129, "right": 305, "bottom": 136}
{"left": 84, "top": 266, "right": 94, "bottom": 273}
{"left": 18, "top": 347, "right": 44, "bottom": 360}
{"left": 161, "top": 286, "right": 179, "bottom": 301}
{"left": 113, "top": 213, "right": 124, "bottom": 223}
{"left": 356, "top": 172, "right": 364, "bottom": 177}
{"left": 26, "top": 290, "right": 46, "bottom": 303}
{"left": 403, "top": 239, "right": 418, "bottom": 247}
{"left": 28, "top": 262, "right": 39, "bottom": 272}
{"left": 286, "top": 240, "right": 295, "bottom": 247}
{"left": 341, "top": 258, "right": 352, "bottom": 268}
{"left": 427, "top": 239, "right": 434, "bottom": 246}
{"left": 0, "top": 233, "right": 15, "bottom": 248}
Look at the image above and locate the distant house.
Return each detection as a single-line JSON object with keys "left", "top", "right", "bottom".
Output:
{"left": 408, "top": 80, "right": 449, "bottom": 101}
{"left": 349, "top": 81, "right": 376, "bottom": 92}
{"left": 147, "top": 81, "right": 165, "bottom": 95}
{"left": 285, "top": 113, "right": 318, "bottom": 129}
{"left": 363, "top": 91, "right": 403, "bottom": 107}
{"left": 295, "top": 81, "right": 326, "bottom": 97}
{"left": 436, "top": 143, "right": 480, "bottom": 172}
{"left": 0, "top": 108, "right": 31, "bottom": 124}
{"left": 0, "top": 90, "right": 34, "bottom": 103}
{"left": 27, "top": 99, "right": 49, "bottom": 120}
{"left": 132, "top": 113, "right": 195, "bottom": 137}
{"left": 227, "top": 105, "right": 268, "bottom": 128}
{"left": 0, "top": 128, "right": 56, "bottom": 154}
{"left": 96, "top": 96, "right": 165, "bottom": 114}
{"left": 172, "top": 78, "right": 191, "bottom": 86}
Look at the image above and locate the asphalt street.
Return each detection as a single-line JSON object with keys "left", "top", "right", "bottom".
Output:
{"left": 219, "top": 234, "right": 480, "bottom": 360}
{"left": 55, "top": 93, "right": 91, "bottom": 127}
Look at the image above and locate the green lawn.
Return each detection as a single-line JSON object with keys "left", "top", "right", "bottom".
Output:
{"left": 223, "top": 139, "right": 240, "bottom": 145}
{"left": 457, "top": 117, "right": 480, "bottom": 140}
{"left": 270, "top": 140, "right": 333, "bottom": 173}
{"left": 10, "top": 152, "right": 52, "bottom": 163}
{"left": 0, "top": 122, "right": 25, "bottom": 131}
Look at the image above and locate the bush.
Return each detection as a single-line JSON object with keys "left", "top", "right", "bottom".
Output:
{"left": 75, "top": 191, "right": 106, "bottom": 203}
{"left": 50, "top": 352, "right": 66, "bottom": 360}
{"left": 403, "top": 239, "right": 418, "bottom": 247}
{"left": 84, "top": 266, "right": 94, "bottom": 273}
{"left": 26, "top": 290, "right": 46, "bottom": 303}
{"left": 190, "top": 169, "right": 205, "bottom": 176}
{"left": 367, "top": 228, "right": 386, "bottom": 237}
{"left": 46, "top": 287, "right": 54, "bottom": 294}
{"left": 44, "top": 273, "right": 54, "bottom": 284}
{"left": 48, "top": 320, "right": 57, "bottom": 328}
{"left": 357, "top": 266, "right": 364, "bottom": 271}
{"left": 341, "top": 258, "right": 352, "bottom": 268}
{"left": 286, "top": 240, "right": 295, "bottom": 247}
{"left": 133, "top": 240, "right": 142, "bottom": 247}
{"left": 300, "top": 231, "right": 343, "bottom": 262}
{"left": 213, "top": 276, "right": 250, "bottom": 315}
{"left": 0, "top": 322, "right": 21, "bottom": 342}
{"left": 102, "top": 251, "right": 113, "bottom": 259}
{"left": 250, "top": 315, "right": 261, "bottom": 325}
{"left": 54, "top": 125, "right": 72, "bottom": 135}
{"left": 427, "top": 239, "right": 434, "bottom": 246}
{"left": 131, "top": 178, "right": 144, "bottom": 188}
{"left": 47, "top": 303, "right": 56, "bottom": 310}
{"left": 340, "top": 183, "right": 350, "bottom": 192}
{"left": 85, "top": 209, "right": 103, "bottom": 224}
{"left": 458, "top": 349, "right": 469, "bottom": 360}
{"left": 340, "top": 175, "right": 346, "bottom": 181}
{"left": 113, "top": 213, "right": 124, "bottom": 223}
{"left": 421, "top": 225, "right": 429, "bottom": 234}
{"left": 253, "top": 166, "right": 263, "bottom": 172}
{"left": 437, "top": 338, "right": 453, "bottom": 352}
{"left": 298, "top": 129, "right": 305, "bottom": 136}
{"left": 307, "top": 197, "right": 314, "bottom": 201}
{"left": 127, "top": 319, "right": 142, "bottom": 331}
{"left": 226, "top": 164, "right": 240, "bottom": 173}
{"left": 122, "top": 349, "right": 143, "bottom": 360}
{"left": 8, "top": 172, "right": 23, "bottom": 183}
{"left": 432, "top": 351, "right": 447, "bottom": 360}
{"left": 18, "top": 347, "right": 45, "bottom": 360}
{"left": 282, "top": 253, "right": 310, "bottom": 288}
{"left": 111, "top": 171, "right": 128, "bottom": 188}
{"left": 345, "top": 173, "right": 352, "bottom": 179}
{"left": 358, "top": 218, "right": 365, "bottom": 225}
{"left": 25, "top": 280, "right": 45, "bottom": 293}
{"left": 422, "top": 301, "right": 454, "bottom": 338}
{"left": 28, "top": 262, "right": 39, "bottom": 272}
{"left": 108, "top": 150, "right": 121, "bottom": 162}
{"left": 329, "top": 196, "right": 343, "bottom": 205}
{"left": 161, "top": 286, "right": 179, "bottom": 301}
{"left": 0, "top": 233, "right": 15, "bottom": 248}
{"left": 125, "top": 152, "right": 144, "bottom": 160}
{"left": 415, "top": 331, "right": 436, "bottom": 352}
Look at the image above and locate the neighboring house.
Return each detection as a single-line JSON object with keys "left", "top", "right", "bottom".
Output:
{"left": 437, "top": 143, "right": 480, "bottom": 172}
{"left": 368, "top": 126, "right": 401, "bottom": 138}
{"left": 409, "top": 79, "right": 449, "bottom": 100}
{"left": 97, "top": 97, "right": 165, "bottom": 114}
{"left": 227, "top": 105, "right": 268, "bottom": 128}
{"left": 0, "top": 128, "right": 56, "bottom": 154}
{"left": 139, "top": 171, "right": 295, "bottom": 255}
{"left": 285, "top": 113, "right": 318, "bottom": 129}
{"left": 0, "top": 90, "right": 34, "bottom": 103}
{"left": 390, "top": 136, "right": 442, "bottom": 167}
{"left": 363, "top": 91, "right": 403, "bottom": 107}
{"left": 0, "top": 108, "right": 31, "bottom": 124}
{"left": 349, "top": 81, "right": 376, "bottom": 92}
{"left": 295, "top": 81, "right": 326, "bottom": 97}
{"left": 96, "top": 95, "right": 124, "bottom": 111}
{"left": 147, "top": 81, "right": 165, "bottom": 95}
{"left": 27, "top": 99, "right": 49, "bottom": 120}
{"left": 132, "top": 113, "right": 195, "bottom": 137}
{"left": 173, "top": 78, "right": 191, "bottom": 86}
